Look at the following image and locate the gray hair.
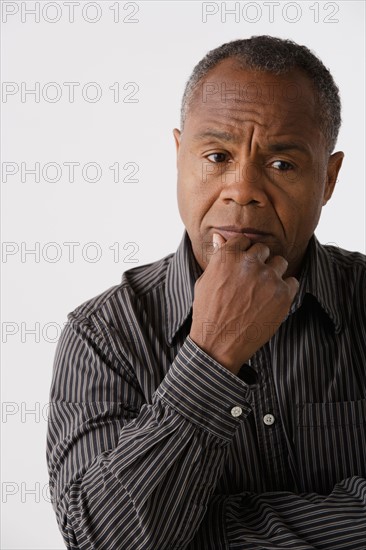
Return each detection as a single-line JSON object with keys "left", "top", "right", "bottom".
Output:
{"left": 180, "top": 36, "right": 341, "bottom": 152}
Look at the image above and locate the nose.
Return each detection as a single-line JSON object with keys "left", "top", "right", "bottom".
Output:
{"left": 219, "top": 160, "right": 268, "bottom": 206}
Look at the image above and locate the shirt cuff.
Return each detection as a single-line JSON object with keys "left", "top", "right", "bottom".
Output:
{"left": 154, "top": 336, "right": 253, "bottom": 442}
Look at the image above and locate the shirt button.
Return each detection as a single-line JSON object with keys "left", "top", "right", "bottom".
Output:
{"left": 231, "top": 406, "right": 243, "bottom": 418}
{"left": 263, "top": 413, "right": 275, "bottom": 426}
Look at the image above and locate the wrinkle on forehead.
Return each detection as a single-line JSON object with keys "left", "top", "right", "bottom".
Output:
{"left": 187, "top": 103, "right": 320, "bottom": 148}
{"left": 189, "top": 119, "right": 317, "bottom": 158}
{"left": 192, "top": 114, "right": 310, "bottom": 137}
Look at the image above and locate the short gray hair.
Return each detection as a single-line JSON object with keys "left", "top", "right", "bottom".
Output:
{"left": 180, "top": 36, "right": 341, "bottom": 152}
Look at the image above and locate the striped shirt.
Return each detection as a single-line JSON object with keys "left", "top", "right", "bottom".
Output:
{"left": 47, "top": 230, "right": 366, "bottom": 549}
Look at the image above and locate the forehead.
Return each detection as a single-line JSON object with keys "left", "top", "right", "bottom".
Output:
{"left": 185, "top": 59, "right": 321, "bottom": 143}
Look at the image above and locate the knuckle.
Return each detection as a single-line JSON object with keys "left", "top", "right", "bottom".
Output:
{"left": 260, "top": 266, "right": 272, "bottom": 280}
{"left": 273, "top": 281, "right": 289, "bottom": 300}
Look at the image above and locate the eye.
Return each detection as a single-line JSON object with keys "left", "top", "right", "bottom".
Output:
{"left": 271, "top": 160, "right": 294, "bottom": 171}
{"left": 206, "top": 152, "right": 230, "bottom": 163}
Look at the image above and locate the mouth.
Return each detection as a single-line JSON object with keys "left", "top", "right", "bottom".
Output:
{"left": 213, "top": 226, "right": 271, "bottom": 242}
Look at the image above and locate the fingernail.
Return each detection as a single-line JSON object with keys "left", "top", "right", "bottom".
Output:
{"left": 212, "top": 233, "right": 219, "bottom": 249}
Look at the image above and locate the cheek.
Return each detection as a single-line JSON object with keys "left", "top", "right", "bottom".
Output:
{"left": 177, "top": 159, "right": 218, "bottom": 226}
{"left": 304, "top": 184, "right": 326, "bottom": 222}
{"left": 176, "top": 175, "right": 204, "bottom": 232}
{"left": 176, "top": 179, "right": 189, "bottom": 225}
{"left": 279, "top": 186, "right": 324, "bottom": 239}
{"left": 177, "top": 181, "right": 210, "bottom": 229}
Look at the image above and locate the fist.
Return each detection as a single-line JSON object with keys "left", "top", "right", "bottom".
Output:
{"left": 189, "top": 233, "right": 299, "bottom": 375}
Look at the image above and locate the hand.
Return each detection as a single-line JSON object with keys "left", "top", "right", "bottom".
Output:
{"left": 189, "top": 233, "right": 299, "bottom": 375}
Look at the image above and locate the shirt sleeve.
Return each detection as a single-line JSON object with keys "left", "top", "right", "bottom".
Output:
{"left": 191, "top": 477, "right": 366, "bottom": 549}
{"left": 46, "top": 313, "right": 252, "bottom": 550}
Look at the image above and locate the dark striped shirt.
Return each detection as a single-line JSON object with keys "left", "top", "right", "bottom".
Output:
{"left": 47, "top": 230, "right": 366, "bottom": 549}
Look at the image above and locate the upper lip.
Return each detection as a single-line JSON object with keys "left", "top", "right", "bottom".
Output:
{"left": 214, "top": 225, "right": 270, "bottom": 235}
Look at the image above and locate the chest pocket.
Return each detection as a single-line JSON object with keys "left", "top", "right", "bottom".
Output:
{"left": 295, "top": 399, "right": 366, "bottom": 494}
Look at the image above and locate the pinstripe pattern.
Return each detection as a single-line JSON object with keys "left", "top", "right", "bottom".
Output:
{"left": 47, "top": 230, "right": 366, "bottom": 549}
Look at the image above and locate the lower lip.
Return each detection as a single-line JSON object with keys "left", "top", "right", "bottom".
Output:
{"left": 216, "top": 230, "right": 269, "bottom": 242}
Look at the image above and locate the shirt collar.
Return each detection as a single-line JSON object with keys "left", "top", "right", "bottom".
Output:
{"left": 165, "top": 231, "right": 343, "bottom": 346}
{"left": 289, "top": 233, "right": 343, "bottom": 333}
{"left": 165, "top": 230, "right": 203, "bottom": 346}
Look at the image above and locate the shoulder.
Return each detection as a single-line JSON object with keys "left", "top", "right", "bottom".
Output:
{"left": 324, "top": 243, "right": 366, "bottom": 282}
{"left": 67, "top": 251, "right": 174, "bottom": 324}
{"left": 321, "top": 242, "right": 366, "bottom": 303}
{"left": 323, "top": 243, "right": 366, "bottom": 271}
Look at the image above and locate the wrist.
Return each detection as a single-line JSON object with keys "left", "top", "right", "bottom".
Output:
{"left": 189, "top": 332, "right": 245, "bottom": 376}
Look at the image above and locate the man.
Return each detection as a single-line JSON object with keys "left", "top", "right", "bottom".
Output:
{"left": 47, "top": 36, "right": 366, "bottom": 549}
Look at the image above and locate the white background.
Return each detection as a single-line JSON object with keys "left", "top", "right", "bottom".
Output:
{"left": 1, "top": 1, "right": 365, "bottom": 548}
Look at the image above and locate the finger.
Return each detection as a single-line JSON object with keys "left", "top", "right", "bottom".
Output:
{"left": 267, "top": 255, "right": 289, "bottom": 276}
{"left": 212, "top": 232, "right": 226, "bottom": 250}
{"left": 244, "top": 242, "right": 271, "bottom": 263}
{"left": 222, "top": 233, "right": 253, "bottom": 254}
{"left": 285, "top": 276, "right": 300, "bottom": 297}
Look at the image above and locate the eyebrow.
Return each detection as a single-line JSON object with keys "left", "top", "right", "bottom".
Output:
{"left": 267, "top": 142, "right": 309, "bottom": 155}
{"left": 193, "top": 130, "right": 239, "bottom": 143}
{"left": 193, "top": 130, "right": 309, "bottom": 155}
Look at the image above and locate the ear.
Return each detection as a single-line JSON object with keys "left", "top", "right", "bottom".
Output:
{"left": 173, "top": 128, "right": 181, "bottom": 154}
{"left": 322, "top": 151, "right": 344, "bottom": 206}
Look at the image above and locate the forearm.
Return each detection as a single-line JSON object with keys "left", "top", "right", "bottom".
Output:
{"left": 191, "top": 476, "right": 366, "bottom": 549}
{"left": 54, "top": 404, "right": 225, "bottom": 549}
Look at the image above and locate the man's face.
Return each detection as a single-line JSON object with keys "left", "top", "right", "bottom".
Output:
{"left": 174, "top": 59, "right": 344, "bottom": 276}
